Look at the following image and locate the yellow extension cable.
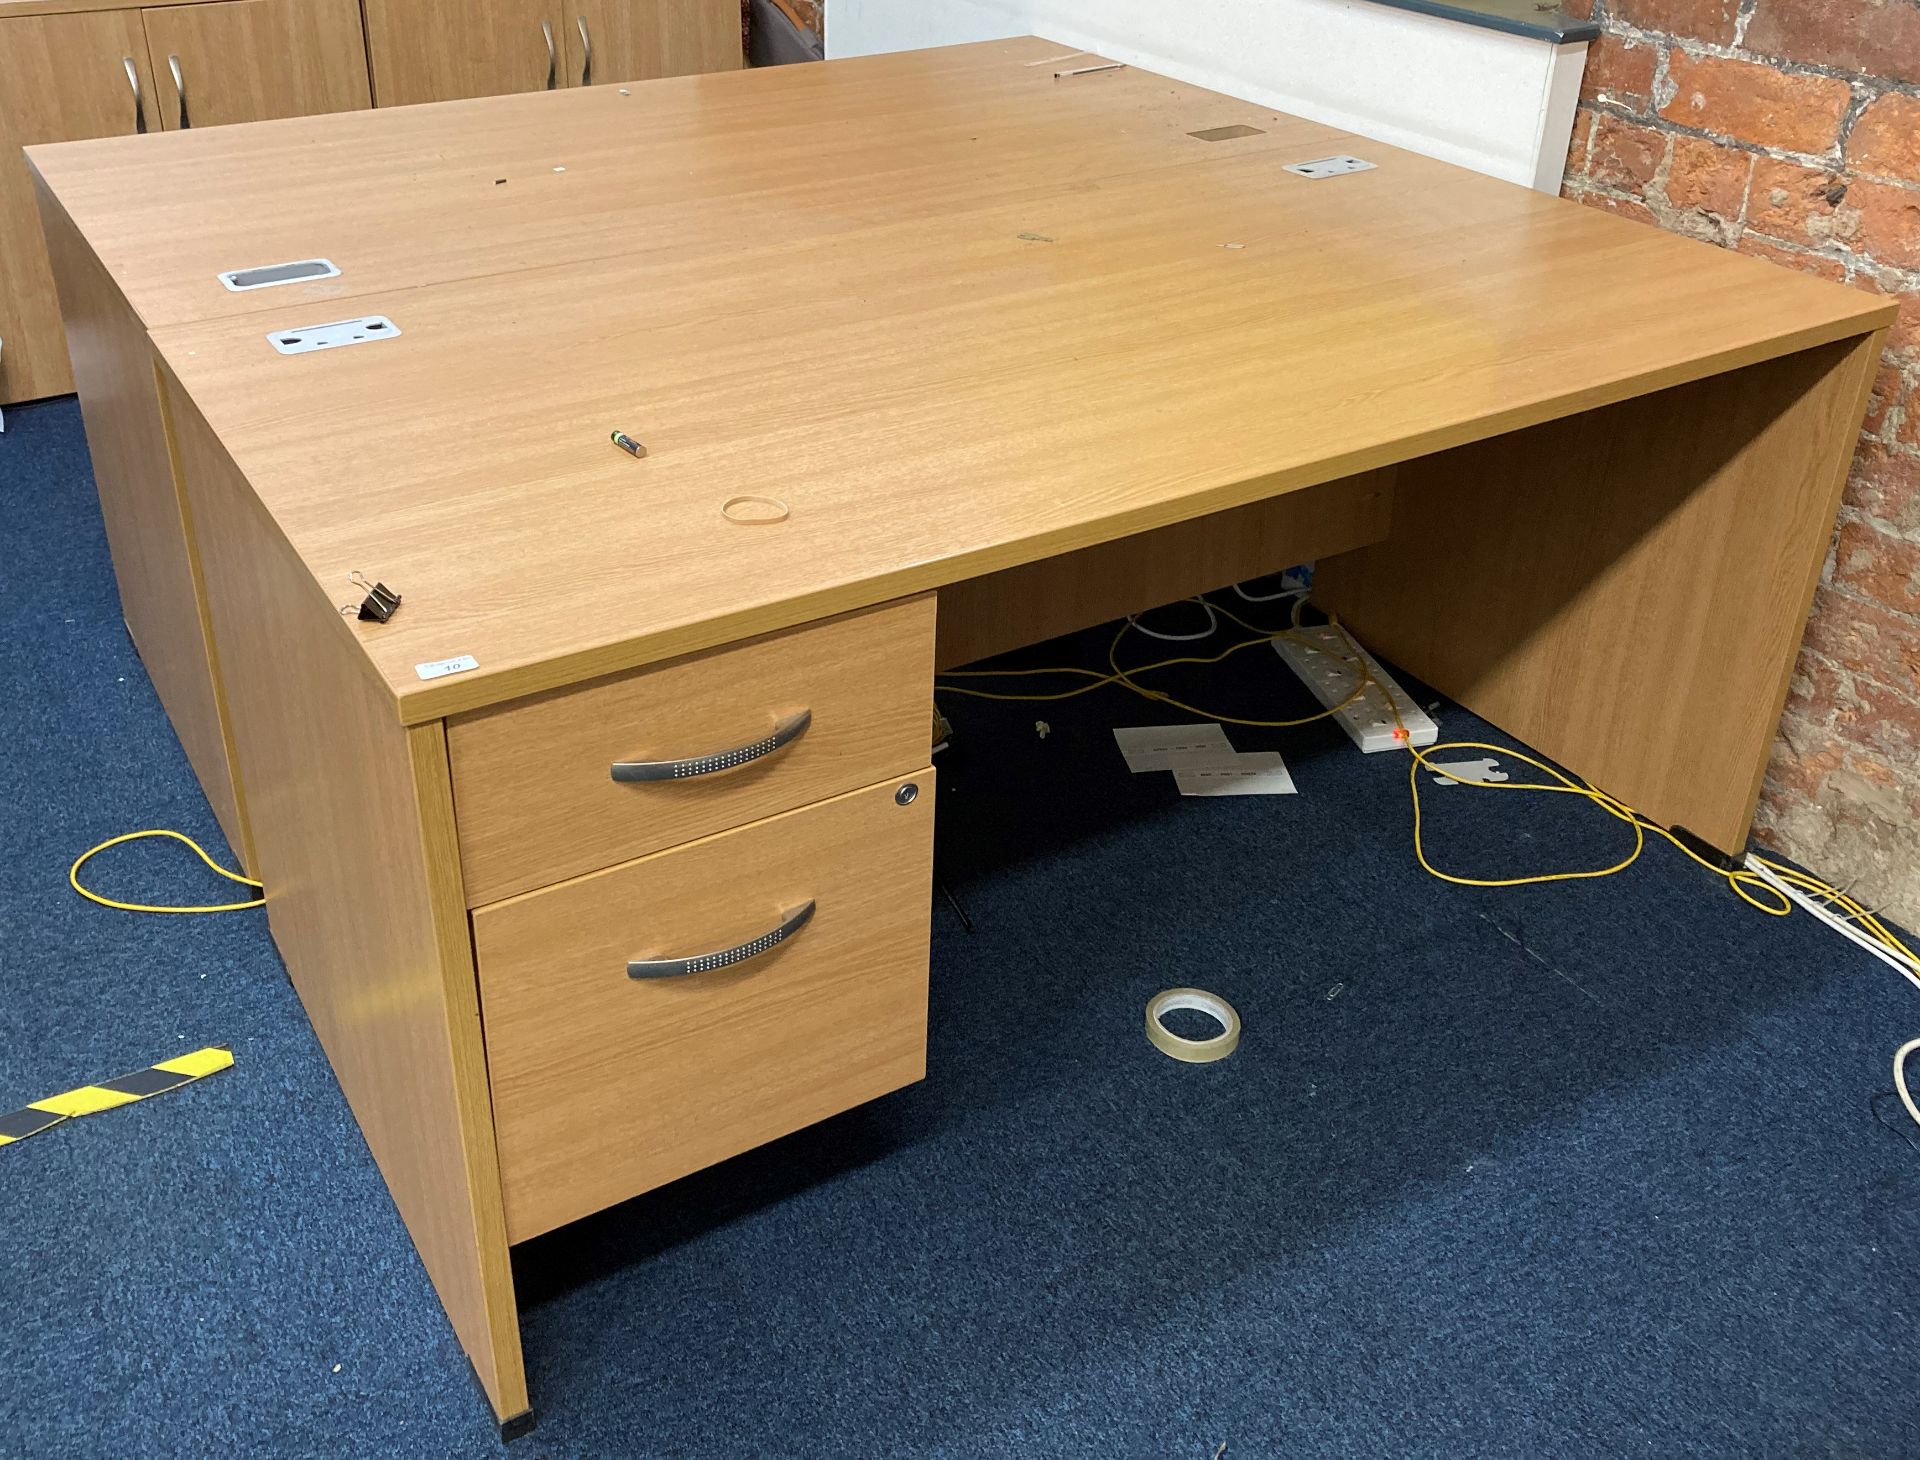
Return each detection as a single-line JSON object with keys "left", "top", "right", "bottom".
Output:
{"left": 69, "top": 829, "right": 265, "bottom": 914}
{"left": 933, "top": 595, "right": 1920, "bottom": 976}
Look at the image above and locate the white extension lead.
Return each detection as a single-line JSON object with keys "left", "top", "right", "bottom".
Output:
{"left": 1745, "top": 855, "right": 1920, "bottom": 1130}
{"left": 1743, "top": 855, "right": 1920, "bottom": 994}
{"left": 1898, "top": 1039, "right": 1920, "bottom": 1132}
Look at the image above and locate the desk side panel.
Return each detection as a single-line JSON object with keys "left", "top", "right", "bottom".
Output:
{"left": 164, "top": 375, "right": 528, "bottom": 1423}
{"left": 1316, "top": 332, "right": 1885, "bottom": 853}
{"left": 35, "top": 177, "right": 252, "bottom": 863}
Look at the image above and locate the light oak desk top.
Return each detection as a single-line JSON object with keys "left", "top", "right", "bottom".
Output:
{"left": 34, "top": 38, "right": 1892, "bottom": 724}
{"left": 33, "top": 38, "right": 1356, "bottom": 328}
{"left": 30, "top": 38, "right": 1895, "bottom": 1433}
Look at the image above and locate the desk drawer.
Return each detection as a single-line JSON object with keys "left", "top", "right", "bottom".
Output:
{"left": 473, "top": 772, "right": 935, "bottom": 1243}
{"left": 448, "top": 596, "right": 935, "bottom": 904}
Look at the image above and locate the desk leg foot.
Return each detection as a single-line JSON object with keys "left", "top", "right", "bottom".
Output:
{"left": 499, "top": 1408, "right": 538, "bottom": 1444}
{"left": 1670, "top": 824, "right": 1746, "bottom": 872}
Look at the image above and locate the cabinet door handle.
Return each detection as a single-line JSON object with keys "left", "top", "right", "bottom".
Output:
{"left": 167, "top": 55, "right": 189, "bottom": 129}
{"left": 627, "top": 901, "right": 816, "bottom": 979}
{"left": 610, "top": 709, "right": 812, "bottom": 782}
{"left": 122, "top": 56, "right": 146, "bottom": 135}
{"left": 576, "top": 15, "right": 592, "bottom": 87}
{"left": 542, "top": 19, "right": 556, "bottom": 90}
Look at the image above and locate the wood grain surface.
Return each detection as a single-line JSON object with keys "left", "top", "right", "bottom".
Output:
{"left": 32, "top": 40, "right": 1354, "bottom": 329}
{"left": 142, "top": 102, "right": 1892, "bottom": 721}
{"left": 0, "top": 6, "right": 151, "bottom": 400}
{"left": 362, "top": 0, "right": 564, "bottom": 107}
{"left": 37, "top": 184, "right": 252, "bottom": 858}
{"left": 450, "top": 596, "right": 934, "bottom": 904}
{"left": 166, "top": 371, "right": 529, "bottom": 1422}
{"left": 565, "top": 0, "right": 741, "bottom": 87}
{"left": 474, "top": 772, "right": 935, "bottom": 1241}
{"left": 143, "top": 0, "right": 371, "bottom": 131}
{"left": 1316, "top": 333, "right": 1886, "bottom": 851}
{"left": 936, "top": 470, "right": 1393, "bottom": 668}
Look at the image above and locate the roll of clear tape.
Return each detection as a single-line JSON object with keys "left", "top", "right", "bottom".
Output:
{"left": 1145, "top": 987, "right": 1241, "bottom": 1063}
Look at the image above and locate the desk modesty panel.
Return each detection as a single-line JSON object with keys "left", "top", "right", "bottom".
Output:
{"left": 32, "top": 38, "right": 1893, "bottom": 1432}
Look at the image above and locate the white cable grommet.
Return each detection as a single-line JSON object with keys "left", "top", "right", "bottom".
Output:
{"left": 1145, "top": 987, "right": 1241, "bottom": 1064}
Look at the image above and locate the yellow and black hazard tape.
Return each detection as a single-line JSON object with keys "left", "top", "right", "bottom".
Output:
{"left": 0, "top": 1046, "right": 232, "bottom": 1147}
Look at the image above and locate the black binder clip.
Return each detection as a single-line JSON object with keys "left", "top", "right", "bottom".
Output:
{"left": 342, "top": 571, "right": 402, "bottom": 623}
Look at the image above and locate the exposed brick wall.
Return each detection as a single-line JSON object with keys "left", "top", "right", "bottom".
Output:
{"left": 1561, "top": 0, "right": 1920, "bottom": 928}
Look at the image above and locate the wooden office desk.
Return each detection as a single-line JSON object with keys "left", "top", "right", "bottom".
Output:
{"left": 29, "top": 39, "right": 1384, "bottom": 870}
{"left": 31, "top": 38, "right": 1893, "bottom": 1431}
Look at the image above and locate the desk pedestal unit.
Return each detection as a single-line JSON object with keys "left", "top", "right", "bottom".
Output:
{"left": 30, "top": 39, "right": 1892, "bottom": 1429}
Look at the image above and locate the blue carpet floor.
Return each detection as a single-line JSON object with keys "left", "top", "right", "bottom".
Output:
{"left": 5, "top": 393, "right": 1920, "bottom": 1458}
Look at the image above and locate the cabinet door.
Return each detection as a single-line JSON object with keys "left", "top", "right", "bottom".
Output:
{"left": 565, "top": 0, "right": 741, "bottom": 88}
{"left": 363, "top": 0, "right": 566, "bottom": 107}
{"left": 143, "top": 0, "right": 371, "bottom": 132}
{"left": 0, "top": 11, "right": 157, "bottom": 404}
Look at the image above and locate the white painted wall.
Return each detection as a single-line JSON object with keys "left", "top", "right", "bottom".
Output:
{"left": 827, "top": 0, "right": 1588, "bottom": 193}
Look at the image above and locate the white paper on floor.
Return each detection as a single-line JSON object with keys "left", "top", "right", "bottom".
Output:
{"left": 1174, "top": 752, "right": 1297, "bottom": 797}
{"left": 1113, "top": 723, "right": 1234, "bottom": 772}
{"left": 1428, "top": 757, "right": 1511, "bottom": 786}
{"left": 1114, "top": 723, "right": 1298, "bottom": 796}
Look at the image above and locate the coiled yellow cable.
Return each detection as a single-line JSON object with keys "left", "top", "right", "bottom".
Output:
{"left": 70, "top": 829, "right": 264, "bottom": 914}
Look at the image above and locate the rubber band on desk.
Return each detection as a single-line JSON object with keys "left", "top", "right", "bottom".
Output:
{"left": 722, "top": 495, "right": 790, "bottom": 525}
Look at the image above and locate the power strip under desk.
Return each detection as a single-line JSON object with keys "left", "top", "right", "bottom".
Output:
{"left": 1272, "top": 626, "right": 1438, "bottom": 753}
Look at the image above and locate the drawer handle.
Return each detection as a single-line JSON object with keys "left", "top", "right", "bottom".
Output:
{"left": 542, "top": 19, "right": 557, "bottom": 90}
{"left": 627, "top": 901, "right": 816, "bottom": 979}
{"left": 123, "top": 56, "right": 147, "bottom": 135}
{"left": 609, "top": 709, "right": 812, "bottom": 782}
{"left": 167, "top": 55, "right": 189, "bottom": 130}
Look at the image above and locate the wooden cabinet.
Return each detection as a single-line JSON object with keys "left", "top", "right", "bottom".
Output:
{"left": 448, "top": 598, "right": 935, "bottom": 904}
{"left": 362, "top": 0, "right": 566, "bottom": 107}
{"left": 0, "top": 10, "right": 156, "bottom": 403}
{"left": 144, "top": 0, "right": 370, "bottom": 131}
{"left": 474, "top": 772, "right": 935, "bottom": 1242}
{"left": 363, "top": 0, "right": 742, "bottom": 107}
{"left": 565, "top": 0, "right": 742, "bottom": 87}
{"left": 2, "top": 0, "right": 369, "bottom": 404}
